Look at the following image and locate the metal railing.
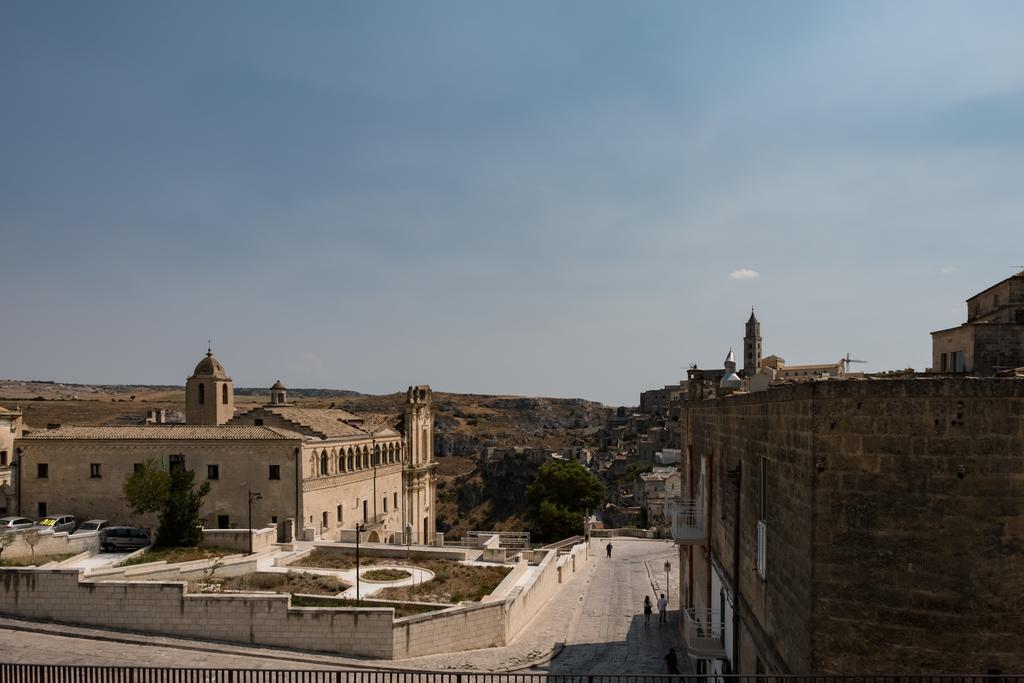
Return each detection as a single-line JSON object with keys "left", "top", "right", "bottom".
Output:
{"left": 683, "top": 607, "right": 726, "bottom": 659}
{"left": 666, "top": 497, "right": 705, "bottom": 543}
{"left": 0, "top": 666, "right": 1019, "bottom": 683}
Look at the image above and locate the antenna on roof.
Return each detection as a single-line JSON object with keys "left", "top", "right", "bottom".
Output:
{"left": 207, "top": 339, "right": 212, "bottom": 355}
{"left": 843, "top": 353, "right": 866, "bottom": 371}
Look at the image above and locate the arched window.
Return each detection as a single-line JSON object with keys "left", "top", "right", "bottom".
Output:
{"left": 348, "top": 450, "right": 355, "bottom": 471}
{"left": 373, "top": 445, "right": 380, "bottom": 467}
{"left": 338, "top": 452, "right": 345, "bottom": 472}
{"left": 222, "top": 384, "right": 229, "bottom": 404}
{"left": 363, "top": 447, "right": 369, "bottom": 469}
{"left": 319, "top": 451, "right": 328, "bottom": 476}
{"left": 198, "top": 383, "right": 205, "bottom": 405}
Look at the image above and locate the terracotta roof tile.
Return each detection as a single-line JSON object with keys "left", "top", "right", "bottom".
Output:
{"left": 20, "top": 425, "right": 304, "bottom": 440}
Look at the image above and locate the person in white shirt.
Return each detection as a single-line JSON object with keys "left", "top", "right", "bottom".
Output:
{"left": 657, "top": 593, "right": 668, "bottom": 626}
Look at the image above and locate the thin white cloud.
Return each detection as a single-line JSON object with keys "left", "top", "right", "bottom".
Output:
{"left": 939, "top": 266, "right": 958, "bottom": 275}
{"left": 729, "top": 268, "right": 760, "bottom": 280}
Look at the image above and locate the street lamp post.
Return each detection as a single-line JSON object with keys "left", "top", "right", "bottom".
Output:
{"left": 355, "top": 522, "right": 365, "bottom": 602}
{"left": 247, "top": 490, "right": 262, "bottom": 555}
{"left": 664, "top": 560, "right": 671, "bottom": 603}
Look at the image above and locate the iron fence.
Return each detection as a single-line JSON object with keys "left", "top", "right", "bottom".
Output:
{"left": 0, "top": 667, "right": 1019, "bottom": 683}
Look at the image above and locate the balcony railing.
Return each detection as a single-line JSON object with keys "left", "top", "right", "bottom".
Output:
{"left": 666, "top": 497, "right": 706, "bottom": 543}
{"left": 683, "top": 608, "right": 726, "bottom": 659}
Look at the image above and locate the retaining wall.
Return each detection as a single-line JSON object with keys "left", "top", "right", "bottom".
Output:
{"left": 200, "top": 527, "right": 276, "bottom": 553}
{"left": 0, "top": 529, "right": 98, "bottom": 561}
{"left": 0, "top": 569, "right": 394, "bottom": 657}
{"left": 0, "top": 540, "right": 593, "bottom": 659}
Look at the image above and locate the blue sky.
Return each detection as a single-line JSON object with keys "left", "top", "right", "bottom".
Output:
{"left": 2, "top": 2, "right": 1023, "bottom": 405}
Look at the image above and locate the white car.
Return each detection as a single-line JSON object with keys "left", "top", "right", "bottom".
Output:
{"left": 0, "top": 517, "right": 35, "bottom": 532}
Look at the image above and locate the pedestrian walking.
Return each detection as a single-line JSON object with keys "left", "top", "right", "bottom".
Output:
{"left": 606, "top": 542, "right": 613, "bottom": 558}
{"left": 643, "top": 595, "right": 652, "bottom": 627}
{"left": 657, "top": 592, "right": 668, "bottom": 626}
{"left": 665, "top": 647, "right": 680, "bottom": 674}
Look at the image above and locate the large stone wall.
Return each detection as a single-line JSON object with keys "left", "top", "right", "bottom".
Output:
{"left": 685, "top": 377, "right": 1024, "bottom": 674}
{"left": 0, "top": 540, "right": 592, "bottom": 660}
{"left": 0, "top": 569, "right": 394, "bottom": 657}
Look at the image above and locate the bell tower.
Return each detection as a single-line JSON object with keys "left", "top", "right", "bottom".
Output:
{"left": 403, "top": 385, "right": 436, "bottom": 545}
{"left": 744, "top": 307, "right": 762, "bottom": 377}
{"left": 185, "top": 346, "right": 234, "bottom": 425}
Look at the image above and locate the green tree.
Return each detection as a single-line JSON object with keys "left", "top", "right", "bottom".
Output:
{"left": 123, "top": 460, "right": 210, "bottom": 547}
{"left": 527, "top": 460, "right": 605, "bottom": 541}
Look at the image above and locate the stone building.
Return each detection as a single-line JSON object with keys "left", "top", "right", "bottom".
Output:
{"left": 672, "top": 376, "right": 1024, "bottom": 674}
{"left": 13, "top": 351, "right": 436, "bottom": 544}
{"left": 0, "top": 406, "right": 24, "bottom": 514}
{"left": 930, "top": 271, "right": 1024, "bottom": 375}
{"left": 743, "top": 308, "right": 762, "bottom": 377}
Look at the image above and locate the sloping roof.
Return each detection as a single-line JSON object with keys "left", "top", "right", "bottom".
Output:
{"left": 20, "top": 425, "right": 303, "bottom": 440}
{"left": 358, "top": 413, "right": 402, "bottom": 435}
{"left": 260, "top": 407, "right": 368, "bottom": 438}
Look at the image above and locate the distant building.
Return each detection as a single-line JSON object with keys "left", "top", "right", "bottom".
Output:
{"left": 930, "top": 271, "right": 1024, "bottom": 375}
{"left": 0, "top": 406, "right": 24, "bottom": 514}
{"left": 15, "top": 350, "right": 436, "bottom": 545}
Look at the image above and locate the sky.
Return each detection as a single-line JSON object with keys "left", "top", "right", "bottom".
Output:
{"left": 2, "top": 2, "right": 1023, "bottom": 406}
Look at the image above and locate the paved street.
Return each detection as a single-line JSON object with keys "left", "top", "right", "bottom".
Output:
{"left": 0, "top": 538, "right": 685, "bottom": 674}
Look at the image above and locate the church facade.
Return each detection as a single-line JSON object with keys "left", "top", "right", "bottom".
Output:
{"left": 14, "top": 351, "right": 436, "bottom": 544}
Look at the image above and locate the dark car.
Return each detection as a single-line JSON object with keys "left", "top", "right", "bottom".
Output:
{"left": 99, "top": 526, "right": 150, "bottom": 552}
{"left": 0, "top": 517, "right": 36, "bottom": 532}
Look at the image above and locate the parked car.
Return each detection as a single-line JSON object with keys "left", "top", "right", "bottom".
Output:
{"left": 34, "top": 515, "right": 76, "bottom": 534}
{"left": 74, "top": 519, "right": 109, "bottom": 534}
{"left": 99, "top": 527, "right": 150, "bottom": 552}
{"left": 0, "top": 517, "right": 36, "bottom": 532}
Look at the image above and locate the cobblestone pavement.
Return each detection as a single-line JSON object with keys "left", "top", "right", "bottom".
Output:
{"left": 536, "top": 537, "right": 688, "bottom": 675}
{"left": 0, "top": 538, "right": 685, "bottom": 674}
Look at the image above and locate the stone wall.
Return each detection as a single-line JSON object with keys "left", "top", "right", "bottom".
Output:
{"left": 685, "top": 377, "right": 1024, "bottom": 674}
{"left": 200, "top": 526, "right": 277, "bottom": 553}
{"left": 0, "top": 569, "right": 394, "bottom": 657}
{"left": 0, "top": 541, "right": 591, "bottom": 659}
{"left": 0, "top": 529, "right": 98, "bottom": 561}
{"left": 973, "top": 324, "right": 1024, "bottom": 376}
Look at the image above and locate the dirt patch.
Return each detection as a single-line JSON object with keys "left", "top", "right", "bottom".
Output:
{"left": 0, "top": 553, "right": 74, "bottom": 567}
{"left": 362, "top": 568, "right": 411, "bottom": 582}
{"left": 209, "top": 571, "right": 349, "bottom": 596}
{"left": 291, "top": 549, "right": 405, "bottom": 571}
{"left": 123, "top": 546, "right": 237, "bottom": 566}
{"left": 375, "top": 560, "right": 511, "bottom": 604}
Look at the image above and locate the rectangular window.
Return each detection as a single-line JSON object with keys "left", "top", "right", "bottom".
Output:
{"left": 0, "top": 451, "right": 7, "bottom": 466}
{"left": 362, "top": 500, "right": 368, "bottom": 522}
{"left": 940, "top": 353, "right": 948, "bottom": 372}
{"left": 217, "top": 515, "right": 230, "bottom": 529}
{"left": 207, "top": 464, "right": 219, "bottom": 480}
{"left": 394, "top": 492, "right": 398, "bottom": 509}
{"left": 757, "top": 518, "right": 768, "bottom": 580}
{"left": 322, "top": 511, "right": 329, "bottom": 528}
{"left": 271, "top": 516, "right": 278, "bottom": 524}
{"left": 268, "top": 465, "right": 281, "bottom": 480}
{"left": 90, "top": 463, "right": 101, "bottom": 479}
{"left": 337, "top": 505, "right": 343, "bottom": 523}
{"left": 37, "top": 463, "right": 48, "bottom": 479}
{"left": 169, "top": 454, "right": 185, "bottom": 472}
{"left": 37, "top": 502, "right": 47, "bottom": 517}
{"left": 254, "top": 418, "right": 264, "bottom": 426}
{"left": 383, "top": 497, "right": 388, "bottom": 513}
{"left": 133, "top": 463, "right": 144, "bottom": 473}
